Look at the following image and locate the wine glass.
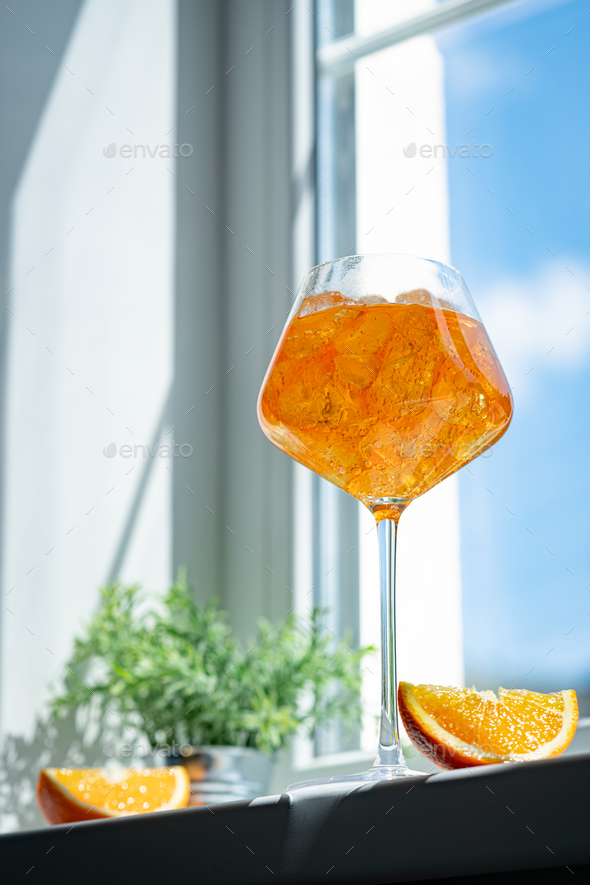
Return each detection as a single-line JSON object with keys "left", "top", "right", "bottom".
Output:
{"left": 257, "top": 254, "right": 513, "bottom": 790}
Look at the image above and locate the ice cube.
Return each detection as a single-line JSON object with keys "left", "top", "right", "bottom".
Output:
{"left": 296, "top": 425, "right": 365, "bottom": 476}
{"left": 455, "top": 315, "right": 506, "bottom": 392}
{"left": 394, "top": 287, "right": 433, "bottom": 306}
{"left": 261, "top": 358, "right": 305, "bottom": 419}
{"left": 360, "top": 424, "right": 403, "bottom": 465}
{"left": 298, "top": 290, "right": 358, "bottom": 317}
{"left": 283, "top": 305, "right": 360, "bottom": 358}
{"left": 298, "top": 290, "right": 391, "bottom": 316}
{"left": 334, "top": 353, "right": 382, "bottom": 389}
{"left": 377, "top": 348, "right": 443, "bottom": 408}
{"left": 355, "top": 294, "right": 389, "bottom": 306}
{"left": 394, "top": 288, "right": 454, "bottom": 310}
{"left": 333, "top": 310, "right": 394, "bottom": 355}
{"left": 276, "top": 359, "right": 345, "bottom": 427}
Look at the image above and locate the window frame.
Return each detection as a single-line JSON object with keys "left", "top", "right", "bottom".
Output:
{"left": 290, "top": 0, "right": 520, "bottom": 775}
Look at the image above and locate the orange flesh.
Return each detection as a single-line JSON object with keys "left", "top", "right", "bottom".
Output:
{"left": 398, "top": 682, "right": 579, "bottom": 769}
{"left": 259, "top": 291, "right": 513, "bottom": 517}
{"left": 411, "top": 685, "right": 568, "bottom": 755}
{"left": 40, "top": 767, "right": 188, "bottom": 817}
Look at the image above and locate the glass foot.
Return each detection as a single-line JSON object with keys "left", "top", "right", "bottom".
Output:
{"left": 285, "top": 764, "right": 425, "bottom": 794}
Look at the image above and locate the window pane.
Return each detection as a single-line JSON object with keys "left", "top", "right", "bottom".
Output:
{"left": 438, "top": 0, "right": 590, "bottom": 708}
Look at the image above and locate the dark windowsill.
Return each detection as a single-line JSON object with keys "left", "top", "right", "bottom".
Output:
{"left": 2, "top": 753, "right": 589, "bottom": 884}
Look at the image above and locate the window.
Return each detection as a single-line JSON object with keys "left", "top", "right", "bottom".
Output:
{"left": 309, "top": 0, "right": 590, "bottom": 771}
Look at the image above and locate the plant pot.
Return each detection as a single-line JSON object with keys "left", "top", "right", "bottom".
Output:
{"left": 165, "top": 746, "right": 273, "bottom": 806}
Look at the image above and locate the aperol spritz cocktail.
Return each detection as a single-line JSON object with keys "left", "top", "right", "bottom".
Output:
{"left": 257, "top": 255, "right": 513, "bottom": 789}
{"left": 259, "top": 289, "right": 512, "bottom": 517}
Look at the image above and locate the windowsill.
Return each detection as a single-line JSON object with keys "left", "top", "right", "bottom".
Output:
{"left": 4, "top": 752, "right": 590, "bottom": 882}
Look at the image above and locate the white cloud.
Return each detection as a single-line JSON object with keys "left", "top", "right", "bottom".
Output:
{"left": 476, "top": 262, "right": 590, "bottom": 397}
{"left": 444, "top": 49, "right": 524, "bottom": 102}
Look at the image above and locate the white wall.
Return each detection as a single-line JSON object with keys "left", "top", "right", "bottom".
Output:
{"left": 1, "top": 0, "right": 176, "bottom": 739}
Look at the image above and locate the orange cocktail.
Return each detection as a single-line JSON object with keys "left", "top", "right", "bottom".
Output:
{"left": 259, "top": 289, "right": 512, "bottom": 516}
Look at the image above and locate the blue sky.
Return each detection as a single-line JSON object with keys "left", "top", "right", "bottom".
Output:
{"left": 438, "top": 0, "right": 590, "bottom": 701}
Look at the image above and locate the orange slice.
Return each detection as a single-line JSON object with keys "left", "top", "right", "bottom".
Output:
{"left": 398, "top": 682, "right": 578, "bottom": 770}
{"left": 37, "top": 766, "right": 190, "bottom": 825}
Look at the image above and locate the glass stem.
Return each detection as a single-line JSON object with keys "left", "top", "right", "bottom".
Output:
{"left": 374, "top": 517, "right": 407, "bottom": 770}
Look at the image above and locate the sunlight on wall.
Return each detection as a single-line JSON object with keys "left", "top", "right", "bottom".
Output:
{"left": 1, "top": 0, "right": 175, "bottom": 741}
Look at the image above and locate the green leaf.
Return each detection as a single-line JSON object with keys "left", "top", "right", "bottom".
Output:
{"left": 49, "top": 581, "right": 373, "bottom": 754}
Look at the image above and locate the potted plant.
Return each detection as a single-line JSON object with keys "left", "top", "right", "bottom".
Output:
{"left": 51, "top": 577, "right": 371, "bottom": 804}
